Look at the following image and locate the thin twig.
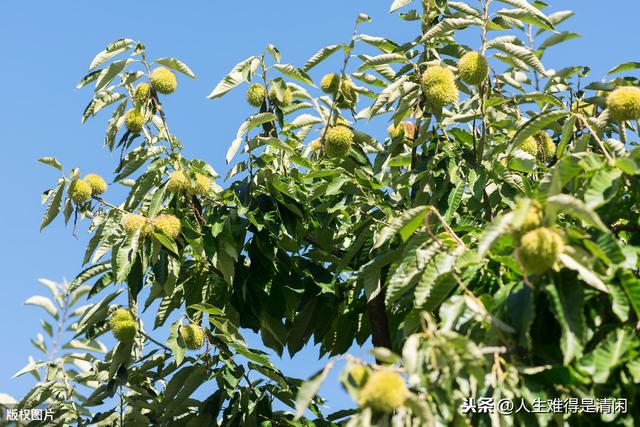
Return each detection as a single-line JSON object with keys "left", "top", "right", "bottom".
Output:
{"left": 575, "top": 114, "right": 613, "bottom": 162}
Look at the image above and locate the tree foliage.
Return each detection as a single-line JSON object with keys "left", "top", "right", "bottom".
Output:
{"left": 9, "top": 0, "right": 640, "bottom": 425}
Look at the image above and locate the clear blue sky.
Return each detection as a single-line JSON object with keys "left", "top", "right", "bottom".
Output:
{"left": 0, "top": 0, "right": 638, "bottom": 414}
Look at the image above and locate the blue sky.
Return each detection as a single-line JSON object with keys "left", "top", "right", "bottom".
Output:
{"left": 0, "top": 0, "right": 638, "bottom": 416}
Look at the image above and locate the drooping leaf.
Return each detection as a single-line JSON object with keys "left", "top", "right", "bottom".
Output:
{"left": 155, "top": 57, "right": 197, "bottom": 79}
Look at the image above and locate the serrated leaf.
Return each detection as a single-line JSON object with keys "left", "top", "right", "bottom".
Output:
{"left": 373, "top": 206, "right": 428, "bottom": 249}
{"left": 490, "top": 41, "right": 547, "bottom": 75}
{"left": 619, "top": 270, "right": 640, "bottom": 320}
{"left": 40, "top": 181, "right": 65, "bottom": 231}
{"left": 557, "top": 114, "right": 576, "bottom": 159}
{"left": 89, "top": 38, "right": 133, "bottom": 70}
{"left": 386, "top": 239, "right": 440, "bottom": 304}
{"left": 95, "top": 59, "right": 132, "bottom": 92}
{"left": 272, "top": 64, "right": 314, "bottom": 86}
{"left": 508, "top": 110, "right": 568, "bottom": 154}
{"left": 478, "top": 212, "right": 514, "bottom": 257}
{"left": 559, "top": 254, "right": 608, "bottom": 293}
{"left": 76, "top": 69, "right": 103, "bottom": 89}
{"left": 367, "top": 75, "right": 409, "bottom": 118}
{"left": 546, "top": 281, "right": 584, "bottom": 364}
{"left": 546, "top": 193, "right": 608, "bottom": 232}
{"left": 189, "top": 303, "right": 225, "bottom": 317}
{"left": 421, "top": 18, "right": 482, "bottom": 42}
{"left": 582, "top": 328, "right": 633, "bottom": 383}
{"left": 207, "top": 56, "right": 259, "bottom": 99}
{"left": 226, "top": 112, "right": 276, "bottom": 163}
{"left": 359, "top": 35, "right": 399, "bottom": 53}
{"left": 444, "top": 181, "right": 465, "bottom": 222}
{"left": 155, "top": 57, "right": 196, "bottom": 79}
{"left": 497, "top": 8, "right": 554, "bottom": 32}
{"left": 415, "top": 249, "right": 460, "bottom": 307}
{"left": 608, "top": 62, "right": 640, "bottom": 75}
{"left": 69, "top": 262, "right": 112, "bottom": 293}
{"left": 303, "top": 45, "right": 342, "bottom": 72}
{"left": 358, "top": 53, "right": 407, "bottom": 72}
{"left": 167, "top": 320, "right": 186, "bottom": 366}
{"left": 286, "top": 114, "right": 323, "bottom": 129}
{"left": 539, "top": 32, "right": 580, "bottom": 51}
{"left": 496, "top": 0, "right": 554, "bottom": 30}
{"left": 508, "top": 150, "right": 537, "bottom": 173}
{"left": 449, "top": 2, "right": 482, "bottom": 16}
{"left": 154, "top": 232, "right": 179, "bottom": 255}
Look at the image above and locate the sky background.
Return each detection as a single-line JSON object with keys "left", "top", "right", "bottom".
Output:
{"left": 0, "top": 0, "right": 638, "bottom": 417}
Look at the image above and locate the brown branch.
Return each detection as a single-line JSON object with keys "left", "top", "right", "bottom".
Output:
{"left": 367, "top": 290, "right": 393, "bottom": 352}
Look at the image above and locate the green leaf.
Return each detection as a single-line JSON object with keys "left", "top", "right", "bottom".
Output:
{"left": 608, "top": 283, "right": 630, "bottom": 322}
{"left": 584, "top": 168, "right": 622, "bottom": 208}
{"left": 558, "top": 254, "right": 608, "bottom": 293}
{"left": 89, "top": 38, "right": 133, "bottom": 70}
{"left": 496, "top": 8, "right": 554, "bottom": 32}
{"left": 294, "top": 361, "right": 335, "bottom": 419}
{"left": 38, "top": 157, "right": 62, "bottom": 171}
{"left": 546, "top": 193, "right": 608, "bottom": 232}
{"left": 608, "top": 61, "right": 640, "bottom": 75}
{"left": 69, "top": 262, "right": 112, "bottom": 292}
{"left": 114, "top": 146, "right": 162, "bottom": 181}
{"left": 508, "top": 150, "right": 537, "bottom": 174}
{"left": 421, "top": 18, "right": 482, "bottom": 42}
{"left": 265, "top": 44, "right": 281, "bottom": 63}
{"left": 390, "top": 0, "right": 415, "bottom": 12}
{"left": 359, "top": 35, "right": 399, "bottom": 53}
{"left": 155, "top": 57, "right": 196, "bottom": 79}
{"left": 495, "top": 0, "right": 554, "bottom": 30}
{"left": 538, "top": 32, "right": 580, "bottom": 51}
{"left": 302, "top": 44, "right": 342, "bottom": 72}
{"left": 356, "top": 13, "right": 372, "bottom": 24}
{"left": 76, "top": 289, "right": 122, "bottom": 335}
{"left": 358, "top": 53, "right": 407, "bottom": 71}
{"left": 478, "top": 212, "right": 515, "bottom": 257}
{"left": 167, "top": 320, "right": 186, "bottom": 366}
{"left": 153, "top": 232, "right": 179, "bottom": 255}
{"left": 12, "top": 361, "right": 47, "bottom": 379}
{"left": 580, "top": 328, "right": 633, "bottom": 383}
{"left": 114, "top": 233, "right": 140, "bottom": 283}
{"left": 505, "top": 283, "right": 535, "bottom": 348}
{"left": 508, "top": 110, "right": 569, "bottom": 155}
{"left": 272, "top": 64, "right": 314, "bottom": 86}
{"left": 546, "top": 280, "right": 585, "bottom": 364}
{"left": 108, "top": 340, "right": 133, "bottom": 380}
{"left": 207, "top": 56, "right": 259, "bottom": 99}
{"left": 95, "top": 59, "right": 133, "bottom": 92}
{"left": 76, "top": 69, "right": 103, "bottom": 89}
{"left": 365, "top": 75, "right": 409, "bottom": 118}
{"left": 24, "top": 296, "right": 58, "bottom": 319}
{"left": 226, "top": 112, "right": 276, "bottom": 163}
{"left": 373, "top": 206, "right": 428, "bottom": 249}
{"left": 444, "top": 181, "right": 465, "bottom": 222}
{"left": 619, "top": 270, "right": 640, "bottom": 320}
{"left": 490, "top": 41, "right": 548, "bottom": 75}
{"left": 189, "top": 303, "right": 225, "bottom": 317}
{"left": 415, "top": 247, "right": 462, "bottom": 307}
{"left": 386, "top": 239, "right": 440, "bottom": 304}
{"left": 40, "top": 181, "right": 65, "bottom": 230}
{"left": 556, "top": 114, "right": 576, "bottom": 159}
